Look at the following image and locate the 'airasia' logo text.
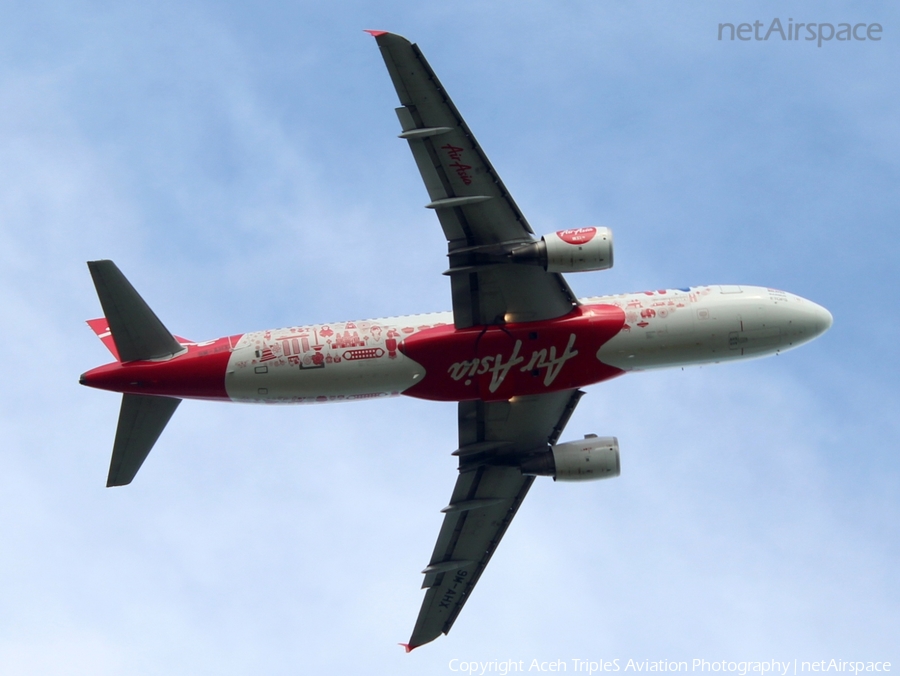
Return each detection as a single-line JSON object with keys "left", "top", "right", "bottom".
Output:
{"left": 447, "top": 334, "right": 579, "bottom": 392}
{"left": 441, "top": 144, "right": 473, "bottom": 185}
{"left": 557, "top": 227, "right": 597, "bottom": 245}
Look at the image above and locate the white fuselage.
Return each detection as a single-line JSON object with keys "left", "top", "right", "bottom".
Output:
{"left": 592, "top": 285, "right": 831, "bottom": 368}
{"left": 221, "top": 285, "right": 832, "bottom": 404}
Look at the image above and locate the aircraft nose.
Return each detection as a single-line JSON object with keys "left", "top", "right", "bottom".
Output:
{"left": 813, "top": 302, "right": 833, "bottom": 335}
{"left": 799, "top": 299, "right": 834, "bottom": 340}
{"left": 782, "top": 296, "right": 832, "bottom": 345}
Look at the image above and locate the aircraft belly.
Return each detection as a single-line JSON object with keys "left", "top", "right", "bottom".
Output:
{"left": 223, "top": 322, "right": 433, "bottom": 403}
{"left": 400, "top": 304, "right": 627, "bottom": 402}
{"left": 225, "top": 356, "right": 425, "bottom": 403}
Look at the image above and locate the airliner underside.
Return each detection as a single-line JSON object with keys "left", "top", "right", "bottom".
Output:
{"left": 80, "top": 31, "right": 832, "bottom": 650}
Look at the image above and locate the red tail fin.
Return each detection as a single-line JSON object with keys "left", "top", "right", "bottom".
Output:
{"left": 87, "top": 317, "right": 193, "bottom": 361}
{"left": 86, "top": 318, "right": 121, "bottom": 361}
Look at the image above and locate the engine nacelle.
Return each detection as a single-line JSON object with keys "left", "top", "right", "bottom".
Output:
{"left": 520, "top": 435, "right": 620, "bottom": 482}
{"left": 510, "top": 227, "right": 613, "bottom": 273}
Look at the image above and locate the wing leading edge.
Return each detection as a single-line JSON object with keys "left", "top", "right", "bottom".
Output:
{"left": 369, "top": 31, "right": 577, "bottom": 328}
{"left": 406, "top": 389, "right": 584, "bottom": 649}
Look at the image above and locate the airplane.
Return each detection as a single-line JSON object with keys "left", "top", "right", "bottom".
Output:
{"left": 79, "top": 31, "right": 833, "bottom": 651}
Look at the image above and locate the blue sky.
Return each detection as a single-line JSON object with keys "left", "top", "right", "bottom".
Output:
{"left": 1, "top": 1, "right": 898, "bottom": 674}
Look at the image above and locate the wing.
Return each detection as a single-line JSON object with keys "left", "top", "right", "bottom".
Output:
{"left": 404, "top": 389, "right": 584, "bottom": 650}
{"left": 369, "top": 31, "right": 577, "bottom": 328}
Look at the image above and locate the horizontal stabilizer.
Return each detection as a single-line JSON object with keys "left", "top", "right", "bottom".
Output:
{"left": 87, "top": 260, "right": 182, "bottom": 362}
{"left": 108, "top": 394, "right": 181, "bottom": 487}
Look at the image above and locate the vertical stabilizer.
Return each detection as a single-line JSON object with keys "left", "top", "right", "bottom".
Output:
{"left": 108, "top": 394, "right": 181, "bottom": 487}
{"left": 87, "top": 260, "right": 182, "bottom": 362}
{"left": 86, "top": 318, "right": 121, "bottom": 361}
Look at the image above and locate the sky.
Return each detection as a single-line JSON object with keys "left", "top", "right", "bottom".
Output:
{"left": 1, "top": 1, "right": 898, "bottom": 674}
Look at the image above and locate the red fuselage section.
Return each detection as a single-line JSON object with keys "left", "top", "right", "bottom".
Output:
{"left": 400, "top": 305, "right": 626, "bottom": 401}
{"left": 81, "top": 306, "right": 627, "bottom": 403}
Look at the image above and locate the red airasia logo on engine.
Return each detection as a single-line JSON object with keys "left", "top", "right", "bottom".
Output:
{"left": 557, "top": 227, "right": 597, "bottom": 245}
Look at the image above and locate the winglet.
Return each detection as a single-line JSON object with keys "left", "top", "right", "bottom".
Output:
{"left": 399, "top": 643, "right": 416, "bottom": 653}
{"left": 364, "top": 29, "right": 388, "bottom": 37}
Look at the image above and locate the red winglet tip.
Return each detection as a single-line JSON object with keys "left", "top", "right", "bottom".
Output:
{"left": 364, "top": 29, "right": 389, "bottom": 37}
{"left": 399, "top": 642, "right": 416, "bottom": 653}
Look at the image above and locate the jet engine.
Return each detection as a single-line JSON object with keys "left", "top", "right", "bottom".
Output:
{"left": 520, "top": 435, "right": 620, "bottom": 482}
{"left": 510, "top": 227, "right": 613, "bottom": 273}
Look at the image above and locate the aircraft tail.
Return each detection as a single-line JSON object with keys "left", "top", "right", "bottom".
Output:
{"left": 107, "top": 394, "right": 181, "bottom": 486}
{"left": 85, "top": 260, "right": 184, "bottom": 486}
